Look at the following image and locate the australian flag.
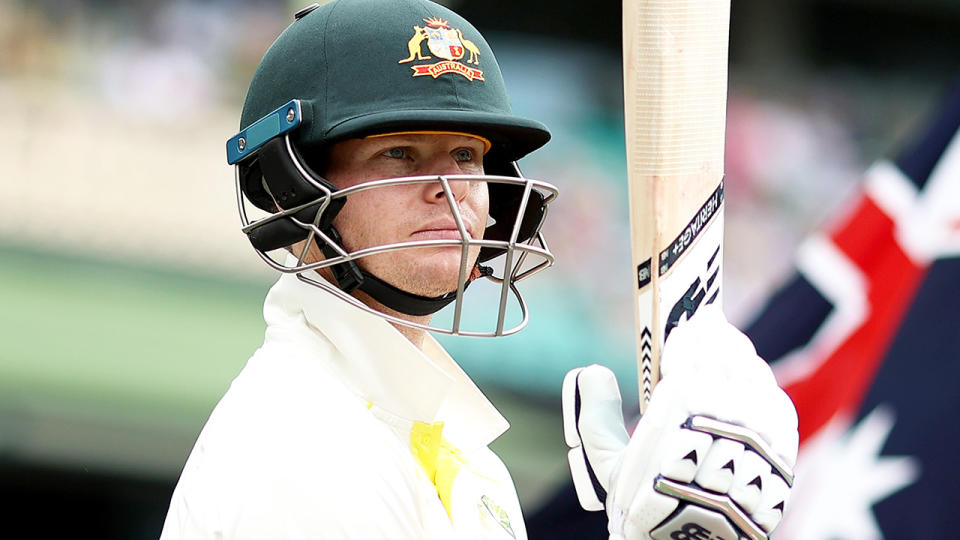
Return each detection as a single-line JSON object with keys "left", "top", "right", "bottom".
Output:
{"left": 529, "top": 83, "right": 960, "bottom": 539}
{"left": 747, "top": 80, "right": 960, "bottom": 538}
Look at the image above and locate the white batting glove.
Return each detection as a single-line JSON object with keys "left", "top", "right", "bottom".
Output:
{"left": 562, "top": 305, "right": 798, "bottom": 540}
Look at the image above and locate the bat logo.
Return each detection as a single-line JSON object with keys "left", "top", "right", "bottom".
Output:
{"left": 660, "top": 182, "right": 723, "bottom": 276}
{"left": 664, "top": 245, "right": 721, "bottom": 340}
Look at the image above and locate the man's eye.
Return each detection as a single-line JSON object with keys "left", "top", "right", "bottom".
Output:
{"left": 383, "top": 147, "right": 406, "bottom": 159}
{"left": 453, "top": 148, "right": 474, "bottom": 162}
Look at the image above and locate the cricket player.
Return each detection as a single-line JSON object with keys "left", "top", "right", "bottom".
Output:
{"left": 160, "top": 1, "right": 798, "bottom": 538}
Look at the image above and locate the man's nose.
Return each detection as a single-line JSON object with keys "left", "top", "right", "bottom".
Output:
{"left": 419, "top": 156, "right": 472, "bottom": 203}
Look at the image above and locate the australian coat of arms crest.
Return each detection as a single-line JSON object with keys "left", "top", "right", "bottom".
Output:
{"left": 398, "top": 18, "right": 484, "bottom": 81}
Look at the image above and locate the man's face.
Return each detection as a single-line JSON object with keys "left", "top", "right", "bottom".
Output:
{"left": 324, "top": 133, "right": 490, "bottom": 298}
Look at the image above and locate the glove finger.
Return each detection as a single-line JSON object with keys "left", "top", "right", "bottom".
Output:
{"left": 716, "top": 384, "right": 799, "bottom": 476}
{"left": 698, "top": 386, "right": 795, "bottom": 467}
{"left": 566, "top": 365, "right": 630, "bottom": 491}
{"left": 753, "top": 473, "right": 791, "bottom": 534}
{"left": 660, "top": 429, "right": 713, "bottom": 484}
{"left": 674, "top": 366, "right": 798, "bottom": 483}
{"left": 566, "top": 446, "right": 604, "bottom": 511}
{"left": 562, "top": 367, "right": 585, "bottom": 449}
{"left": 728, "top": 450, "right": 769, "bottom": 515}
{"left": 562, "top": 367, "right": 615, "bottom": 511}
{"left": 694, "top": 438, "right": 743, "bottom": 494}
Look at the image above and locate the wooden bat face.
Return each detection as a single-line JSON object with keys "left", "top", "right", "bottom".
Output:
{"left": 623, "top": 0, "right": 731, "bottom": 409}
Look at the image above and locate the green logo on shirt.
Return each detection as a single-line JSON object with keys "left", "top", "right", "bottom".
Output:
{"left": 480, "top": 494, "right": 515, "bottom": 538}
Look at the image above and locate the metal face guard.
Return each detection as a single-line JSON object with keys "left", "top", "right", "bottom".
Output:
{"left": 234, "top": 150, "right": 558, "bottom": 337}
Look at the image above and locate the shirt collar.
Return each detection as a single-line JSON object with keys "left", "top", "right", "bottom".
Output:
{"left": 262, "top": 271, "right": 509, "bottom": 449}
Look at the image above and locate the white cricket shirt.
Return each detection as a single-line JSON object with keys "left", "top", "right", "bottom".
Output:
{"left": 160, "top": 272, "right": 526, "bottom": 539}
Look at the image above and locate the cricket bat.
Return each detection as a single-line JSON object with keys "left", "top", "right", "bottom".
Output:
{"left": 624, "top": 0, "right": 731, "bottom": 411}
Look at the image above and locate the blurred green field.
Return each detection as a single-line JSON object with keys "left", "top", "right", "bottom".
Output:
{"left": 0, "top": 245, "right": 265, "bottom": 476}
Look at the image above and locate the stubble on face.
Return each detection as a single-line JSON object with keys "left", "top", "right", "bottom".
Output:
{"left": 322, "top": 133, "right": 490, "bottom": 298}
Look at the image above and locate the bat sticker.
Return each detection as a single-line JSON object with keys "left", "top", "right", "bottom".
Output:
{"left": 659, "top": 181, "right": 724, "bottom": 276}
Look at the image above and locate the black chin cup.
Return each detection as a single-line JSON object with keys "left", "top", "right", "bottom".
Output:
{"left": 355, "top": 264, "right": 495, "bottom": 317}
{"left": 320, "top": 225, "right": 493, "bottom": 317}
{"left": 358, "top": 272, "right": 462, "bottom": 317}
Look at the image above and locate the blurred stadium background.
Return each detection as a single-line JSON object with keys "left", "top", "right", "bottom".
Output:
{"left": 1, "top": 0, "right": 957, "bottom": 537}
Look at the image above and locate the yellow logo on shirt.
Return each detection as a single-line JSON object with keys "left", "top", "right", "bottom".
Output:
{"left": 410, "top": 421, "right": 468, "bottom": 519}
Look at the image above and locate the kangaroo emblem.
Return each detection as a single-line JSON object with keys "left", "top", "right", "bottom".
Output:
{"left": 398, "top": 26, "right": 432, "bottom": 63}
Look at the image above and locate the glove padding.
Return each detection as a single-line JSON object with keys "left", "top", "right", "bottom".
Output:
{"left": 562, "top": 305, "right": 798, "bottom": 540}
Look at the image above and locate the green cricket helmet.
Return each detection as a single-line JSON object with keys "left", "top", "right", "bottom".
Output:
{"left": 229, "top": 0, "right": 558, "bottom": 335}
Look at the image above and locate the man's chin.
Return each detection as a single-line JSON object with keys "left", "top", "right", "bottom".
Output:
{"left": 385, "top": 259, "right": 476, "bottom": 298}
{"left": 404, "top": 273, "right": 466, "bottom": 299}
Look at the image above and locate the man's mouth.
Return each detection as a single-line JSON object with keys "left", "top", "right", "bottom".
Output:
{"left": 411, "top": 220, "right": 473, "bottom": 241}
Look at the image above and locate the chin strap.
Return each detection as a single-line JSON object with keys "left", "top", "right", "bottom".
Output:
{"left": 358, "top": 271, "right": 464, "bottom": 316}
{"left": 318, "top": 227, "right": 494, "bottom": 317}
{"left": 354, "top": 265, "right": 495, "bottom": 316}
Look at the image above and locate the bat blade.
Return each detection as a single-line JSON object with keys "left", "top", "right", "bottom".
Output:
{"left": 623, "top": 0, "right": 731, "bottom": 410}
